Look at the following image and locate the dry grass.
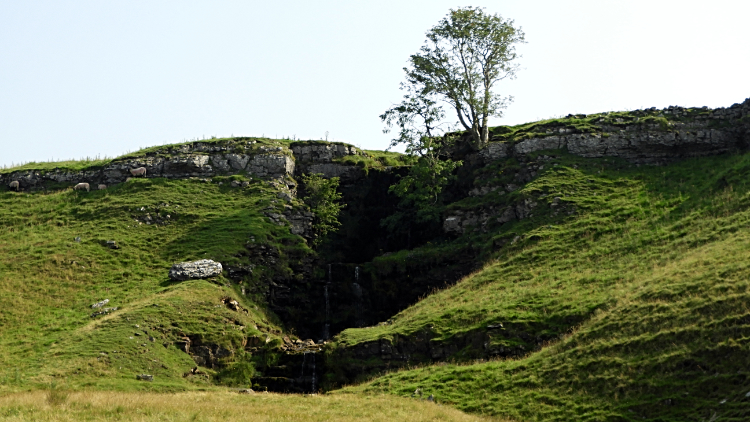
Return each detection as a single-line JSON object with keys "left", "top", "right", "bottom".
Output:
{"left": 0, "top": 390, "right": 502, "bottom": 422}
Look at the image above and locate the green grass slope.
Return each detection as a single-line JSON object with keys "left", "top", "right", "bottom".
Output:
{"left": 0, "top": 175, "right": 307, "bottom": 390}
{"left": 337, "top": 152, "right": 750, "bottom": 421}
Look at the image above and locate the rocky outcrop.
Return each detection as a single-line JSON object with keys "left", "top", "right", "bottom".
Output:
{"left": 290, "top": 142, "right": 367, "bottom": 182}
{"left": 442, "top": 195, "right": 577, "bottom": 235}
{"left": 1, "top": 140, "right": 373, "bottom": 191}
{"left": 480, "top": 99, "right": 750, "bottom": 165}
{"left": 290, "top": 143, "right": 360, "bottom": 163}
{"left": 0, "top": 140, "right": 299, "bottom": 190}
{"left": 169, "top": 259, "right": 223, "bottom": 281}
{"left": 341, "top": 320, "right": 570, "bottom": 364}
{"left": 326, "top": 321, "right": 568, "bottom": 389}
{"left": 446, "top": 99, "right": 750, "bottom": 235}
{"left": 177, "top": 336, "right": 235, "bottom": 369}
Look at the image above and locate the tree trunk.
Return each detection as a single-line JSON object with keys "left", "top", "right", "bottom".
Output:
{"left": 470, "top": 125, "right": 482, "bottom": 151}
{"left": 480, "top": 125, "right": 489, "bottom": 148}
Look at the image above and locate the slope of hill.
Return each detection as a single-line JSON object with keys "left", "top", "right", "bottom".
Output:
{"left": 326, "top": 101, "right": 750, "bottom": 420}
{"left": 1, "top": 99, "right": 750, "bottom": 421}
{"left": 331, "top": 151, "right": 750, "bottom": 420}
{"left": 0, "top": 175, "right": 292, "bottom": 390}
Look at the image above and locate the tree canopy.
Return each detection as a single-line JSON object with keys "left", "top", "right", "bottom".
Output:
{"left": 379, "top": 7, "right": 523, "bottom": 242}
{"left": 405, "top": 6, "right": 525, "bottom": 148}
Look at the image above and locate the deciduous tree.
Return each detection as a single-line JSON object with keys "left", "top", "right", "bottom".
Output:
{"left": 406, "top": 6, "right": 525, "bottom": 148}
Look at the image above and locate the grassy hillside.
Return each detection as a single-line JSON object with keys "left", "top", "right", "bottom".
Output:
{"left": 0, "top": 174, "right": 305, "bottom": 390}
{"left": 5, "top": 130, "right": 750, "bottom": 421}
{"left": 334, "top": 151, "right": 750, "bottom": 421}
{"left": 0, "top": 140, "right": 485, "bottom": 421}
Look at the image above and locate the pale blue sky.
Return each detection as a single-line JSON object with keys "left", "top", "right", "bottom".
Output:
{"left": 2, "top": 1, "right": 749, "bottom": 167}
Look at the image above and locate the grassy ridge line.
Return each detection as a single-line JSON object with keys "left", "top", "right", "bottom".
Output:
{"left": 0, "top": 390, "right": 498, "bottom": 422}
{"left": 0, "top": 176, "right": 300, "bottom": 388}
{"left": 334, "top": 152, "right": 750, "bottom": 420}
{"left": 1, "top": 137, "right": 407, "bottom": 176}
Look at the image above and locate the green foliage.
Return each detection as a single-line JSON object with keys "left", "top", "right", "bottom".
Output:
{"left": 300, "top": 173, "right": 344, "bottom": 245}
{"left": 363, "top": 150, "right": 409, "bottom": 167}
{"left": 380, "top": 74, "right": 463, "bottom": 237}
{"left": 382, "top": 158, "right": 462, "bottom": 232}
{"left": 405, "top": 6, "right": 525, "bottom": 147}
{"left": 215, "top": 354, "right": 256, "bottom": 387}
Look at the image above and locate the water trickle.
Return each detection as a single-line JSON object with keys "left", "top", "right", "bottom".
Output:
{"left": 323, "top": 264, "right": 332, "bottom": 339}
{"left": 300, "top": 351, "right": 317, "bottom": 393}
{"left": 353, "top": 266, "right": 364, "bottom": 327}
{"left": 324, "top": 284, "right": 330, "bottom": 322}
{"left": 310, "top": 352, "right": 317, "bottom": 392}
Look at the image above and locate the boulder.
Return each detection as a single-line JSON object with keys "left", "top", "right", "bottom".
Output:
{"left": 91, "top": 299, "right": 109, "bottom": 309}
{"left": 169, "top": 259, "right": 223, "bottom": 281}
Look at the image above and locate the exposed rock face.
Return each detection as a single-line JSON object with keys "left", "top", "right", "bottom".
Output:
{"left": 342, "top": 325, "right": 546, "bottom": 363}
{"left": 290, "top": 142, "right": 367, "bottom": 182}
{"left": 190, "top": 343, "right": 234, "bottom": 368}
{"left": 290, "top": 143, "right": 359, "bottom": 162}
{"left": 0, "top": 140, "right": 300, "bottom": 190}
{"left": 480, "top": 99, "right": 750, "bottom": 165}
{"left": 305, "top": 163, "right": 361, "bottom": 180}
{"left": 1, "top": 140, "right": 372, "bottom": 191}
{"left": 247, "top": 154, "right": 295, "bottom": 178}
{"left": 169, "top": 259, "right": 223, "bottom": 281}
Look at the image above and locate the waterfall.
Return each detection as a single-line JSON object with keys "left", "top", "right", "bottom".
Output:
{"left": 323, "top": 264, "right": 331, "bottom": 340}
{"left": 310, "top": 352, "right": 317, "bottom": 392}
{"left": 353, "top": 266, "right": 363, "bottom": 327}
{"left": 300, "top": 351, "right": 317, "bottom": 393}
{"left": 300, "top": 351, "right": 307, "bottom": 379}
{"left": 325, "top": 284, "right": 330, "bottom": 322}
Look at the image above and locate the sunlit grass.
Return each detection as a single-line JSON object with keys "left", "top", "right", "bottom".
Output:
{"left": 0, "top": 390, "right": 498, "bottom": 422}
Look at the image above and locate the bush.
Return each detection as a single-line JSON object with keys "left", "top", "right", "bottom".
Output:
{"left": 300, "top": 173, "right": 344, "bottom": 245}
{"left": 215, "top": 359, "right": 256, "bottom": 387}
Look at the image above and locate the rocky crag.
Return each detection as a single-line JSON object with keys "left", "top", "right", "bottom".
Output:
{"left": 480, "top": 99, "right": 750, "bottom": 164}
{"left": 0, "top": 139, "right": 367, "bottom": 191}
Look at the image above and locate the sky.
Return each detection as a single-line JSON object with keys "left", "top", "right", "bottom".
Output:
{"left": 1, "top": 0, "right": 749, "bottom": 168}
